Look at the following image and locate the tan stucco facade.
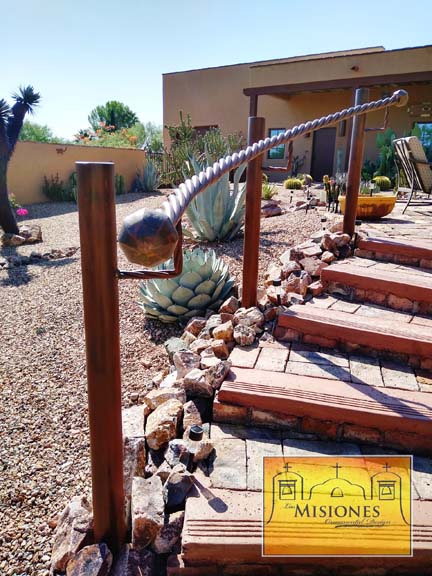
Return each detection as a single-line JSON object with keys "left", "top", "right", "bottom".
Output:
{"left": 163, "top": 45, "right": 432, "bottom": 180}
{"left": 9, "top": 142, "right": 146, "bottom": 205}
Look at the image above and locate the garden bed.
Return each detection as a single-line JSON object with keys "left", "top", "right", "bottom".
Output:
{"left": 0, "top": 187, "right": 331, "bottom": 575}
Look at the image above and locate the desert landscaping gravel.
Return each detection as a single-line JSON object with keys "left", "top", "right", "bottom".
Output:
{"left": 0, "top": 188, "right": 328, "bottom": 575}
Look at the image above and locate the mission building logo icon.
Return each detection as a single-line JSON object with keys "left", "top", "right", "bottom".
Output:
{"left": 263, "top": 456, "right": 411, "bottom": 557}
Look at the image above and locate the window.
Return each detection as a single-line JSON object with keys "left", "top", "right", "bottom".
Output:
{"left": 268, "top": 128, "right": 285, "bottom": 160}
{"left": 279, "top": 480, "right": 297, "bottom": 500}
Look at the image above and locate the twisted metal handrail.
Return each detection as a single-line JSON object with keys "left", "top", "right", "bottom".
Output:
{"left": 118, "top": 89, "right": 408, "bottom": 272}
{"left": 162, "top": 89, "right": 408, "bottom": 225}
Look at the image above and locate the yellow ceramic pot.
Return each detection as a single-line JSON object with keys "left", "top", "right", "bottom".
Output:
{"left": 339, "top": 193, "right": 397, "bottom": 220}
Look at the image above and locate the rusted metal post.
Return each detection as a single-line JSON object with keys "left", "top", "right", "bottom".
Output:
{"left": 343, "top": 88, "right": 369, "bottom": 236}
{"left": 242, "top": 116, "right": 265, "bottom": 308}
{"left": 77, "top": 162, "right": 126, "bottom": 553}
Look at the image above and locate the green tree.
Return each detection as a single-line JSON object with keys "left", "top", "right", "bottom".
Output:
{"left": 19, "top": 120, "right": 54, "bottom": 143}
{"left": 0, "top": 86, "right": 41, "bottom": 234}
{"left": 88, "top": 101, "right": 139, "bottom": 131}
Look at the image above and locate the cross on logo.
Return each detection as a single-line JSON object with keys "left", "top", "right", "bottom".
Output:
{"left": 284, "top": 462, "right": 292, "bottom": 473}
{"left": 383, "top": 462, "right": 391, "bottom": 472}
{"left": 332, "top": 462, "right": 342, "bottom": 478}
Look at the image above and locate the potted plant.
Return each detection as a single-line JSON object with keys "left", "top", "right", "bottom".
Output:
{"left": 338, "top": 176, "right": 397, "bottom": 220}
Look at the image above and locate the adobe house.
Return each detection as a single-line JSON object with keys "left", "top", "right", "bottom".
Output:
{"left": 163, "top": 44, "right": 432, "bottom": 180}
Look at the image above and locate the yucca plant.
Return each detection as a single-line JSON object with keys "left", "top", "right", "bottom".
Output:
{"left": 139, "top": 248, "right": 234, "bottom": 323}
{"left": 184, "top": 155, "right": 247, "bottom": 242}
{"left": 0, "top": 85, "right": 41, "bottom": 233}
{"left": 283, "top": 177, "right": 303, "bottom": 190}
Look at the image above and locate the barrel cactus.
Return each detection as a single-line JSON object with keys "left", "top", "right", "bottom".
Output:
{"left": 184, "top": 155, "right": 247, "bottom": 242}
{"left": 283, "top": 177, "right": 303, "bottom": 190}
{"left": 139, "top": 248, "right": 234, "bottom": 323}
{"left": 372, "top": 175, "right": 392, "bottom": 191}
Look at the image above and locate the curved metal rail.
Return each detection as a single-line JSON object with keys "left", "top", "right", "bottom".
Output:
{"left": 118, "top": 89, "right": 408, "bottom": 273}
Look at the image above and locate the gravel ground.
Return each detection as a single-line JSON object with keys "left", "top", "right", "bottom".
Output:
{"left": 0, "top": 187, "right": 332, "bottom": 575}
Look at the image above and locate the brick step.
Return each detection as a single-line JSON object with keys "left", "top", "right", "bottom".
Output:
{"left": 216, "top": 367, "right": 432, "bottom": 454}
{"left": 356, "top": 236, "right": 432, "bottom": 267}
{"left": 276, "top": 304, "right": 432, "bottom": 368}
{"left": 167, "top": 488, "right": 432, "bottom": 574}
{"left": 321, "top": 259, "right": 432, "bottom": 314}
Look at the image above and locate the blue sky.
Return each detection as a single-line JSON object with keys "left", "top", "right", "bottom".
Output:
{"left": 4, "top": 0, "right": 431, "bottom": 139}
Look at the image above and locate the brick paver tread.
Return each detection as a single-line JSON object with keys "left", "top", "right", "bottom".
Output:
{"left": 278, "top": 304, "right": 432, "bottom": 358}
{"left": 358, "top": 236, "right": 432, "bottom": 260}
{"left": 220, "top": 367, "right": 432, "bottom": 436}
{"left": 322, "top": 260, "right": 432, "bottom": 304}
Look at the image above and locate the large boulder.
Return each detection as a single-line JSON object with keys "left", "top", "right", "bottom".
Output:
{"left": 145, "top": 399, "right": 183, "bottom": 450}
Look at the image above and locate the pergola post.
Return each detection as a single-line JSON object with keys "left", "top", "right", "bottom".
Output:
{"left": 242, "top": 116, "right": 265, "bottom": 308}
{"left": 77, "top": 162, "right": 126, "bottom": 553}
{"left": 343, "top": 88, "right": 369, "bottom": 236}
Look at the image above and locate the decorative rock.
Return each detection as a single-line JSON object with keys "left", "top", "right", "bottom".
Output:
{"left": 51, "top": 496, "right": 93, "bottom": 573}
{"left": 300, "top": 256, "right": 328, "bottom": 277}
{"left": 308, "top": 280, "right": 325, "bottom": 297}
{"left": 233, "top": 307, "right": 264, "bottom": 331}
{"left": 280, "top": 249, "right": 291, "bottom": 266}
{"left": 183, "top": 368, "right": 214, "bottom": 397}
{"left": 163, "top": 464, "right": 194, "bottom": 510}
{"left": 310, "top": 229, "right": 326, "bottom": 243}
{"left": 220, "top": 312, "right": 234, "bottom": 323}
{"left": 264, "top": 262, "right": 282, "bottom": 286}
{"left": 334, "top": 233, "right": 351, "bottom": 247}
{"left": 156, "top": 460, "right": 173, "bottom": 483}
{"left": 284, "top": 270, "right": 312, "bottom": 296}
{"left": 180, "top": 331, "right": 196, "bottom": 346}
{"left": 19, "top": 223, "right": 43, "bottom": 243}
{"left": 173, "top": 351, "right": 201, "bottom": 378}
{"left": 219, "top": 295, "right": 239, "bottom": 315}
{"left": 193, "top": 439, "right": 214, "bottom": 462}
{"left": 197, "top": 327, "right": 212, "bottom": 340}
{"left": 165, "top": 439, "right": 189, "bottom": 467}
{"left": 205, "top": 359, "right": 231, "bottom": 390}
{"left": 185, "top": 317, "right": 206, "bottom": 337}
{"left": 189, "top": 338, "right": 212, "bottom": 355}
{"left": 122, "top": 406, "right": 146, "bottom": 519}
{"left": 199, "top": 347, "right": 221, "bottom": 369}
{"left": 152, "top": 511, "right": 184, "bottom": 554}
{"left": 142, "top": 388, "right": 186, "bottom": 416}
{"left": 205, "top": 314, "right": 223, "bottom": 333}
{"left": 281, "top": 260, "right": 301, "bottom": 279}
{"left": 159, "top": 371, "right": 180, "bottom": 389}
{"left": 65, "top": 543, "right": 112, "bottom": 576}
{"left": 164, "top": 337, "right": 188, "bottom": 363}
{"left": 233, "top": 323, "right": 256, "bottom": 346}
{"left": 262, "top": 204, "right": 283, "bottom": 218}
{"left": 212, "top": 320, "right": 234, "bottom": 342}
{"left": 145, "top": 399, "right": 183, "bottom": 450}
{"left": 132, "top": 476, "right": 164, "bottom": 548}
{"left": 211, "top": 339, "right": 229, "bottom": 359}
{"left": 321, "top": 250, "right": 337, "bottom": 264}
{"left": 183, "top": 399, "right": 210, "bottom": 430}
{"left": 152, "top": 372, "right": 165, "bottom": 387}
{"left": 301, "top": 245, "right": 323, "bottom": 258}
{"left": 145, "top": 448, "right": 166, "bottom": 478}
{"left": 1, "top": 233, "right": 26, "bottom": 247}
{"left": 286, "top": 292, "right": 305, "bottom": 305}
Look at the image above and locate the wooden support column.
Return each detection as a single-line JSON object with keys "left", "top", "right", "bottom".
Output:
{"left": 242, "top": 116, "right": 265, "bottom": 308}
{"left": 249, "top": 94, "right": 258, "bottom": 117}
{"left": 343, "top": 88, "right": 368, "bottom": 237}
{"left": 77, "top": 162, "right": 126, "bottom": 553}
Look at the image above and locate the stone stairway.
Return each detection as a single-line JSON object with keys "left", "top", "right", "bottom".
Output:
{"left": 171, "top": 233, "right": 432, "bottom": 574}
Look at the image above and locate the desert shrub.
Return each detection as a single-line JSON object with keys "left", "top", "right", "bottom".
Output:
{"left": 134, "top": 160, "right": 160, "bottom": 193}
{"left": 262, "top": 174, "right": 276, "bottom": 200}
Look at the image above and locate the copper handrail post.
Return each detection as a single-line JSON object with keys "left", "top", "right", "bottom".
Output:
{"left": 242, "top": 116, "right": 265, "bottom": 307}
{"left": 343, "top": 87, "right": 369, "bottom": 236}
{"left": 77, "top": 162, "right": 126, "bottom": 553}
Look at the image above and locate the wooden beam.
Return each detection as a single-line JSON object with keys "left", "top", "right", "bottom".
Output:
{"left": 243, "top": 71, "right": 432, "bottom": 97}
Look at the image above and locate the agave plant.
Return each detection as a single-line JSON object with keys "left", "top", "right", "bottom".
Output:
{"left": 184, "top": 155, "right": 246, "bottom": 242}
{"left": 139, "top": 248, "right": 234, "bottom": 323}
{"left": 134, "top": 160, "right": 160, "bottom": 193}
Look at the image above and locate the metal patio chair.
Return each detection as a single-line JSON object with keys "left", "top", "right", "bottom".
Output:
{"left": 393, "top": 136, "right": 432, "bottom": 214}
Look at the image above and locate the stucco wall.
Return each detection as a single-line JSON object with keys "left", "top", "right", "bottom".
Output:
{"left": 9, "top": 142, "right": 146, "bottom": 205}
{"left": 163, "top": 45, "right": 432, "bottom": 180}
